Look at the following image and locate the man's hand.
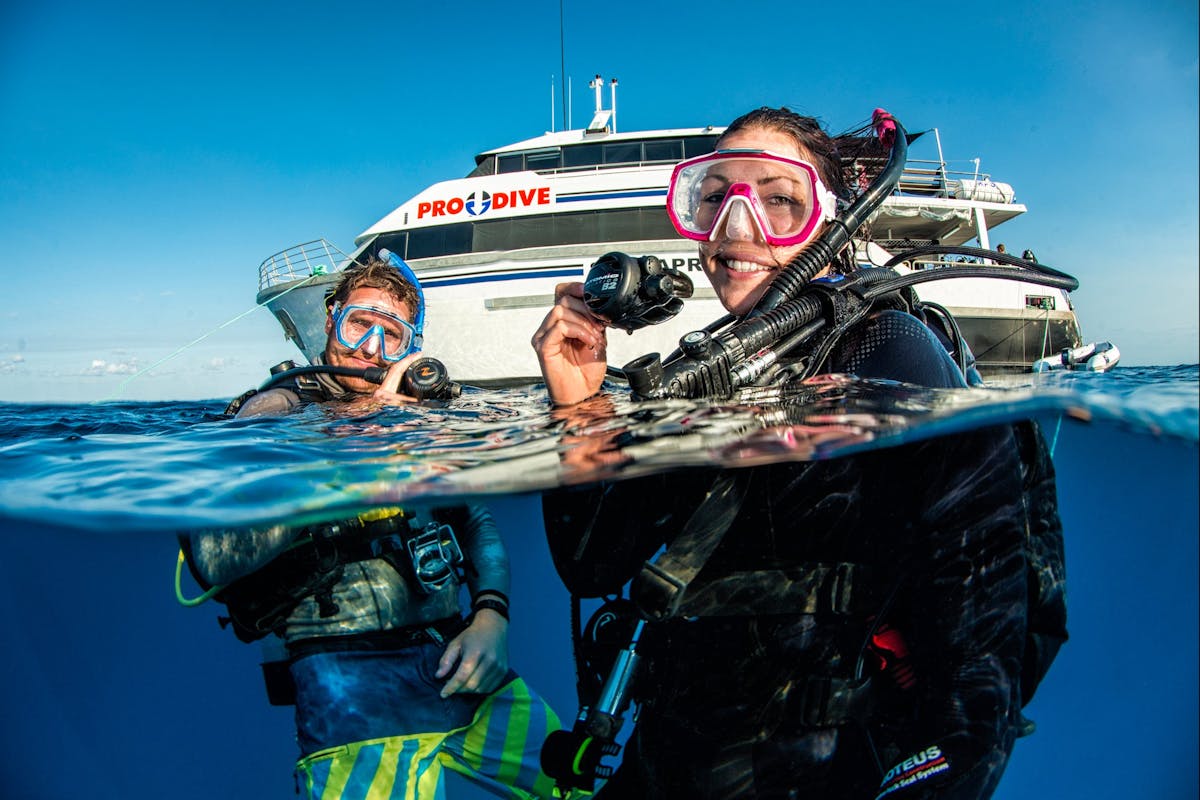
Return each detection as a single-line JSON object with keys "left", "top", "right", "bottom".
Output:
{"left": 436, "top": 609, "right": 509, "bottom": 698}
{"left": 531, "top": 282, "right": 609, "bottom": 407}
{"left": 352, "top": 351, "right": 425, "bottom": 406}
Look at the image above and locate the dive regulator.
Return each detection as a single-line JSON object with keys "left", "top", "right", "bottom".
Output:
{"left": 583, "top": 252, "right": 694, "bottom": 332}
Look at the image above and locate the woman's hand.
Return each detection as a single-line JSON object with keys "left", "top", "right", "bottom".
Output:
{"left": 531, "top": 282, "right": 609, "bottom": 406}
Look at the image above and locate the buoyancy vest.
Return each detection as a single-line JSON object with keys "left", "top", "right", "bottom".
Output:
{"left": 624, "top": 422, "right": 1066, "bottom": 717}
{"left": 549, "top": 307, "right": 1067, "bottom": 732}
{"left": 182, "top": 508, "right": 466, "bottom": 644}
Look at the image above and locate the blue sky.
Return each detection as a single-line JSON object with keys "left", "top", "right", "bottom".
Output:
{"left": 1, "top": 0, "right": 1196, "bottom": 403}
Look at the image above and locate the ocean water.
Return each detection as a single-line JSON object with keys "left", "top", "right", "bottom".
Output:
{"left": 0, "top": 365, "right": 1196, "bottom": 799}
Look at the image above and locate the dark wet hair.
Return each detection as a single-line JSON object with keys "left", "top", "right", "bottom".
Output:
{"left": 326, "top": 257, "right": 420, "bottom": 322}
{"left": 718, "top": 107, "right": 849, "bottom": 200}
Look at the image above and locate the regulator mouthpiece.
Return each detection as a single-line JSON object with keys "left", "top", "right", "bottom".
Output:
{"left": 584, "top": 252, "right": 693, "bottom": 332}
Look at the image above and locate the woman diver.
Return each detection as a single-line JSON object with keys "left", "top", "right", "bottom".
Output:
{"left": 531, "top": 107, "right": 1063, "bottom": 798}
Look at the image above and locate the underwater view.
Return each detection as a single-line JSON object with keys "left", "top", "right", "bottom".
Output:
{"left": 0, "top": 365, "right": 1196, "bottom": 799}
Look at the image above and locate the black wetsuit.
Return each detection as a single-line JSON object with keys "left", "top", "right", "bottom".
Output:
{"left": 544, "top": 311, "right": 1046, "bottom": 799}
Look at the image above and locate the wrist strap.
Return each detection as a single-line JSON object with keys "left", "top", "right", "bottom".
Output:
{"left": 471, "top": 590, "right": 509, "bottom": 606}
{"left": 471, "top": 597, "right": 510, "bottom": 621}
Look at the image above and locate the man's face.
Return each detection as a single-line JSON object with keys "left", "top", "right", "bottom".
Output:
{"left": 324, "top": 287, "right": 414, "bottom": 394}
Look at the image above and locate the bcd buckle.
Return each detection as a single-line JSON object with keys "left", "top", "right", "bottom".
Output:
{"left": 631, "top": 561, "right": 689, "bottom": 621}
{"left": 406, "top": 522, "right": 464, "bottom": 594}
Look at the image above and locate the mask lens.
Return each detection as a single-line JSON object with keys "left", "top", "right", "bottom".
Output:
{"left": 336, "top": 305, "right": 415, "bottom": 360}
{"left": 668, "top": 152, "right": 826, "bottom": 245}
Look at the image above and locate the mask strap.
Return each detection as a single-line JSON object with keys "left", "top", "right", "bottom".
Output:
{"left": 379, "top": 248, "right": 425, "bottom": 352}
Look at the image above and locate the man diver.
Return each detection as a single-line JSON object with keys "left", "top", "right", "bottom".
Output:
{"left": 182, "top": 256, "right": 563, "bottom": 800}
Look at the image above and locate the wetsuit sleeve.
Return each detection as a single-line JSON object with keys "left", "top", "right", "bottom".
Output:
{"left": 449, "top": 504, "right": 511, "bottom": 601}
{"left": 234, "top": 388, "right": 301, "bottom": 418}
{"left": 183, "top": 524, "right": 299, "bottom": 587}
{"left": 182, "top": 388, "right": 306, "bottom": 585}
{"left": 877, "top": 425, "right": 1027, "bottom": 800}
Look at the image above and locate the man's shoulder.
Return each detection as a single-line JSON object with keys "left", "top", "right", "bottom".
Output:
{"left": 234, "top": 387, "right": 303, "bottom": 418}
{"left": 227, "top": 360, "right": 349, "bottom": 418}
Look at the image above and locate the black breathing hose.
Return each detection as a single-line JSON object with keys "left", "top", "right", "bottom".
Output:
{"left": 881, "top": 245, "right": 1079, "bottom": 291}
{"left": 751, "top": 112, "right": 911, "bottom": 313}
{"left": 259, "top": 364, "right": 387, "bottom": 391}
{"left": 869, "top": 263, "right": 1078, "bottom": 296}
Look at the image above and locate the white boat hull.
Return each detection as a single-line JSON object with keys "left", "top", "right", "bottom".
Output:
{"left": 259, "top": 241, "right": 1084, "bottom": 381}
{"left": 253, "top": 122, "right": 1095, "bottom": 381}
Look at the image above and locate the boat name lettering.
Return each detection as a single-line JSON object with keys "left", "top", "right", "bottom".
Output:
{"left": 417, "top": 187, "right": 552, "bottom": 219}
{"left": 667, "top": 257, "right": 704, "bottom": 272}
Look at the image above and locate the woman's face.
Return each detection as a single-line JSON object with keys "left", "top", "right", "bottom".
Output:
{"left": 699, "top": 126, "right": 827, "bottom": 316}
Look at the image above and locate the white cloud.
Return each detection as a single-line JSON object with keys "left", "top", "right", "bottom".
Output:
{"left": 86, "top": 358, "right": 139, "bottom": 376}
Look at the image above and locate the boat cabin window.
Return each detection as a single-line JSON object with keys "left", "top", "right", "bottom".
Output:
{"left": 603, "top": 142, "right": 642, "bottom": 165}
{"left": 404, "top": 222, "right": 474, "bottom": 260}
{"left": 492, "top": 135, "right": 722, "bottom": 174}
{"left": 369, "top": 207, "right": 680, "bottom": 261}
{"left": 563, "top": 144, "right": 602, "bottom": 168}
{"left": 685, "top": 136, "right": 720, "bottom": 158}
{"left": 524, "top": 149, "right": 563, "bottom": 171}
{"left": 497, "top": 154, "right": 526, "bottom": 174}
{"left": 644, "top": 140, "right": 684, "bottom": 162}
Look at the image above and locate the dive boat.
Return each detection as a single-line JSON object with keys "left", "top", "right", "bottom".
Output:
{"left": 256, "top": 85, "right": 1097, "bottom": 383}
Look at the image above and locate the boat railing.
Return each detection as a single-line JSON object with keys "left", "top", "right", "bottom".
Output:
{"left": 855, "top": 157, "right": 1015, "bottom": 203}
{"left": 909, "top": 256, "right": 998, "bottom": 269}
{"left": 258, "top": 239, "right": 353, "bottom": 292}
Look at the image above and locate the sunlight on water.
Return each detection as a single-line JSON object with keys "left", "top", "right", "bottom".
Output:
{"left": 0, "top": 367, "right": 1195, "bottom": 534}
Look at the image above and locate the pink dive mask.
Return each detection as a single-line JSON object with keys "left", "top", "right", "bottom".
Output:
{"left": 667, "top": 149, "right": 837, "bottom": 247}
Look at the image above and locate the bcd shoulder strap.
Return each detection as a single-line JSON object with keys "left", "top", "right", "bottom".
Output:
{"left": 630, "top": 472, "right": 874, "bottom": 621}
{"left": 630, "top": 470, "right": 748, "bottom": 620}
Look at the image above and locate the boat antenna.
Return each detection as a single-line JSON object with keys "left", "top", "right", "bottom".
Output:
{"left": 611, "top": 77, "right": 618, "bottom": 133}
{"left": 550, "top": 74, "right": 556, "bottom": 133}
{"left": 559, "top": 0, "right": 568, "bottom": 131}
{"left": 590, "top": 74, "right": 604, "bottom": 116}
